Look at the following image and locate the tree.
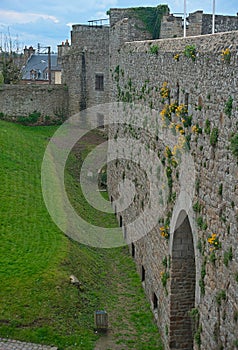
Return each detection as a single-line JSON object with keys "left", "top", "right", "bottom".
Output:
{"left": 2, "top": 56, "right": 22, "bottom": 84}
{"left": 0, "top": 71, "right": 4, "bottom": 85}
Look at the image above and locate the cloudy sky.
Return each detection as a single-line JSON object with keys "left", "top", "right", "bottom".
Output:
{"left": 0, "top": 0, "right": 237, "bottom": 52}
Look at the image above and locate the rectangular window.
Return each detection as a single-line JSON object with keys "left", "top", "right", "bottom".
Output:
{"left": 95, "top": 74, "right": 104, "bottom": 91}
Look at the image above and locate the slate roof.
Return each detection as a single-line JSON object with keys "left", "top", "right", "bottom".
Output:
{"left": 22, "top": 54, "right": 60, "bottom": 80}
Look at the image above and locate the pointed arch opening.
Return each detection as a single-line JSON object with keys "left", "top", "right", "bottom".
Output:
{"left": 169, "top": 210, "right": 196, "bottom": 349}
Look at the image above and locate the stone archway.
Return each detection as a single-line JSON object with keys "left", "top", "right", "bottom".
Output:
{"left": 169, "top": 210, "right": 196, "bottom": 350}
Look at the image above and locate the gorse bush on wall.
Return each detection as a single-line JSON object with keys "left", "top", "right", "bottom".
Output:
{"left": 210, "top": 127, "right": 219, "bottom": 146}
{"left": 224, "top": 96, "right": 233, "bottom": 117}
{"left": 183, "top": 45, "right": 196, "bottom": 61}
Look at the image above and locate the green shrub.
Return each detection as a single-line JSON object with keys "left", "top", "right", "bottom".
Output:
{"left": 194, "top": 325, "right": 202, "bottom": 347}
{"left": 218, "top": 183, "right": 223, "bottom": 196}
{"left": 209, "top": 250, "right": 216, "bottom": 264}
{"left": 184, "top": 45, "right": 196, "bottom": 61}
{"left": 0, "top": 71, "right": 4, "bottom": 85}
{"left": 223, "top": 247, "right": 233, "bottom": 267}
{"left": 224, "top": 96, "right": 233, "bottom": 117}
{"left": 197, "top": 217, "right": 207, "bottom": 230}
{"left": 193, "top": 201, "right": 202, "bottom": 213}
{"left": 230, "top": 133, "right": 238, "bottom": 158}
{"left": 150, "top": 44, "right": 159, "bottom": 55}
{"left": 210, "top": 127, "right": 219, "bottom": 146}
{"left": 162, "top": 256, "right": 167, "bottom": 268}
{"left": 216, "top": 290, "right": 226, "bottom": 305}
{"left": 204, "top": 119, "right": 211, "bottom": 135}
{"left": 17, "top": 111, "right": 41, "bottom": 125}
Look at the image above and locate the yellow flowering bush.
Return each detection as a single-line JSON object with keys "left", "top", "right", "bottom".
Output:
{"left": 160, "top": 81, "right": 170, "bottom": 100}
{"left": 174, "top": 53, "right": 180, "bottom": 61}
{"left": 160, "top": 225, "right": 170, "bottom": 239}
{"left": 169, "top": 101, "right": 178, "bottom": 113}
{"left": 221, "top": 48, "right": 231, "bottom": 62}
{"left": 192, "top": 124, "right": 202, "bottom": 134}
{"left": 171, "top": 157, "right": 178, "bottom": 167}
{"left": 192, "top": 125, "right": 199, "bottom": 134}
{"left": 175, "top": 104, "right": 188, "bottom": 117}
{"left": 175, "top": 123, "right": 184, "bottom": 135}
{"left": 174, "top": 103, "right": 193, "bottom": 128}
{"left": 207, "top": 233, "right": 221, "bottom": 250}
{"left": 164, "top": 146, "right": 172, "bottom": 158}
{"left": 160, "top": 104, "right": 172, "bottom": 122}
{"left": 164, "top": 146, "right": 178, "bottom": 167}
{"left": 172, "top": 135, "right": 187, "bottom": 157}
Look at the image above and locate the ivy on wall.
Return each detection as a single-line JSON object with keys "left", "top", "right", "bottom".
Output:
{"left": 131, "top": 5, "right": 170, "bottom": 39}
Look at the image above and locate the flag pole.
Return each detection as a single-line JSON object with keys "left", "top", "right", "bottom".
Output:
{"left": 212, "top": 0, "right": 215, "bottom": 34}
{"left": 184, "top": 0, "right": 186, "bottom": 37}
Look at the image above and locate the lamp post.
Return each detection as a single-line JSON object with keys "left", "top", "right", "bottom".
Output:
{"left": 47, "top": 46, "right": 51, "bottom": 85}
{"left": 212, "top": 0, "right": 215, "bottom": 34}
{"left": 184, "top": 0, "right": 186, "bottom": 37}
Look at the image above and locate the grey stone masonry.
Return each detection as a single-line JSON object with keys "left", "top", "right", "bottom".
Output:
{"left": 0, "top": 338, "right": 57, "bottom": 350}
{"left": 0, "top": 84, "right": 68, "bottom": 119}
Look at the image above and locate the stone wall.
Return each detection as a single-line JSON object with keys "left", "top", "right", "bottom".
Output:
{"left": 108, "top": 30, "right": 238, "bottom": 349}
{"left": 202, "top": 13, "right": 238, "bottom": 35}
{"left": 62, "top": 25, "right": 110, "bottom": 115}
{"left": 160, "top": 11, "right": 238, "bottom": 38}
{"left": 0, "top": 84, "right": 68, "bottom": 119}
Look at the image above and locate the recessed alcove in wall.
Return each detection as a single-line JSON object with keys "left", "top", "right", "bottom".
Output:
{"left": 153, "top": 293, "right": 158, "bottom": 310}
{"left": 169, "top": 210, "right": 196, "bottom": 350}
{"left": 141, "top": 265, "right": 145, "bottom": 282}
{"left": 119, "top": 215, "right": 122, "bottom": 227}
{"left": 131, "top": 242, "right": 135, "bottom": 258}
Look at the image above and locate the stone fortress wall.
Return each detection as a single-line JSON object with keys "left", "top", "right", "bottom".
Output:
{"left": 60, "top": 6, "right": 238, "bottom": 349}
{"left": 107, "top": 18, "right": 238, "bottom": 350}
{"left": 160, "top": 10, "right": 238, "bottom": 38}
{"left": 0, "top": 5, "right": 238, "bottom": 349}
{"left": 0, "top": 84, "right": 68, "bottom": 120}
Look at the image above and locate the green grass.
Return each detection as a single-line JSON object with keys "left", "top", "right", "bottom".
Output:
{"left": 0, "top": 121, "right": 163, "bottom": 349}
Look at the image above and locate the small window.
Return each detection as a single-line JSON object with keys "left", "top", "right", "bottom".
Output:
{"left": 141, "top": 265, "right": 145, "bottom": 282}
{"left": 95, "top": 74, "right": 104, "bottom": 91}
{"left": 153, "top": 293, "right": 158, "bottom": 309}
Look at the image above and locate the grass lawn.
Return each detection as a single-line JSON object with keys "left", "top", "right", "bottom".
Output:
{"left": 0, "top": 120, "right": 163, "bottom": 349}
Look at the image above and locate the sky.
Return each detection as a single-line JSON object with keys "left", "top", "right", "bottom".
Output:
{"left": 0, "top": 0, "right": 237, "bottom": 53}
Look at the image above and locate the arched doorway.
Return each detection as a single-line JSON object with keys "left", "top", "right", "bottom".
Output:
{"left": 170, "top": 210, "right": 196, "bottom": 349}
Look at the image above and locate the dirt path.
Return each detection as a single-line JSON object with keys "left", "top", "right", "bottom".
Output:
{"left": 94, "top": 330, "right": 128, "bottom": 350}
